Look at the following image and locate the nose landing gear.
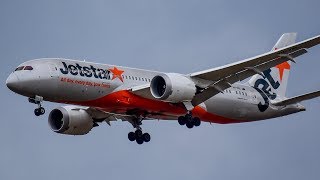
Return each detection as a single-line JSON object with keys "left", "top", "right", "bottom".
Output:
{"left": 28, "top": 95, "right": 45, "bottom": 116}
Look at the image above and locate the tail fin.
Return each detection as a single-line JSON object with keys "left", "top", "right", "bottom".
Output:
{"left": 248, "top": 33, "right": 297, "bottom": 99}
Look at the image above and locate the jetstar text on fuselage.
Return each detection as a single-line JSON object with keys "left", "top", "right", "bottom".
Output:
{"left": 60, "top": 61, "right": 111, "bottom": 80}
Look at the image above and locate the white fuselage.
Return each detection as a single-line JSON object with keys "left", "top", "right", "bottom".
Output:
{"left": 6, "top": 58, "right": 305, "bottom": 124}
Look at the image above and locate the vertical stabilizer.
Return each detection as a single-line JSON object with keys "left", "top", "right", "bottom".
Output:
{"left": 248, "top": 33, "right": 297, "bottom": 99}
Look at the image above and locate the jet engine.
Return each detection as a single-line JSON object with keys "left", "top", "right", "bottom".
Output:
{"left": 48, "top": 106, "right": 94, "bottom": 135}
{"left": 150, "top": 73, "right": 197, "bottom": 103}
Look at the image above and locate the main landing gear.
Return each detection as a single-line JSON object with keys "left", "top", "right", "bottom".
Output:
{"left": 28, "top": 95, "right": 45, "bottom": 116}
{"left": 128, "top": 129, "right": 151, "bottom": 145}
{"left": 178, "top": 112, "right": 201, "bottom": 129}
{"left": 127, "top": 117, "right": 151, "bottom": 145}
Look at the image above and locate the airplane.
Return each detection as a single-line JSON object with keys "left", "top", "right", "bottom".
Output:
{"left": 6, "top": 33, "right": 320, "bottom": 144}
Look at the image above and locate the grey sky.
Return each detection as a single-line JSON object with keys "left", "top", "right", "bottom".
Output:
{"left": 1, "top": 0, "right": 320, "bottom": 179}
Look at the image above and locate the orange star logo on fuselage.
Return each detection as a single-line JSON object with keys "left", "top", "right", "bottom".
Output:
{"left": 109, "top": 67, "right": 124, "bottom": 82}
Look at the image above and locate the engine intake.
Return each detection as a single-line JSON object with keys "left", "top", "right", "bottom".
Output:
{"left": 48, "top": 106, "right": 94, "bottom": 135}
{"left": 150, "top": 73, "right": 196, "bottom": 103}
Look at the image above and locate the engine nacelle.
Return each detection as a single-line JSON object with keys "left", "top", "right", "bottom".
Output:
{"left": 48, "top": 106, "right": 94, "bottom": 135}
{"left": 150, "top": 73, "right": 197, "bottom": 103}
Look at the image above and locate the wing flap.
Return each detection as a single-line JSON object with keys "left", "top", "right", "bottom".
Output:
{"left": 84, "top": 107, "right": 144, "bottom": 125}
{"left": 273, "top": 90, "right": 320, "bottom": 106}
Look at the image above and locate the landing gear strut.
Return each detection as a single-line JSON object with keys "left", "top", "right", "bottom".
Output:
{"left": 178, "top": 112, "right": 201, "bottom": 128}
{"left": 128, "top": 117, "right": 151, "bottom": 144}
{"left": 28, "top": 95, "right": 45, "bottom": 116}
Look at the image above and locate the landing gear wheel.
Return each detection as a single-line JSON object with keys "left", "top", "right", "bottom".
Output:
{"left": 178, "top": 116, "right": 186, "bottom": 125}
{"left": 179, "top": 111, "right": 201, "bottom": 128}
{"left": 128, "top": 129, "right": 151, "bottom": 144}
{"left": 142, "top": 133, "right": 151, "bottom": 142}
{"left": 39, "top": 107, "right": 45, "bottom": 114}
{"left": 186, "top": 121, "right": 194, "bottom": 129}
{"left": 193, "top": 117, "right": 201, "bottom": 127}
{"left": 128, "top": 132, "right": 136, "bottom": 141}
{"left": 34, "top": 108, "right": 41, "bottom": 116}
{"left": 135, "top": 129, "right": 143, "bottom": 137}
{"left": 34, "top": 107, "right": 45, "bottom": 116}
{"left": 136, "top": 138, "right": 144, "bottom": 145}
{"left": 135, "top": 129, "right": 145, "bottom": 144}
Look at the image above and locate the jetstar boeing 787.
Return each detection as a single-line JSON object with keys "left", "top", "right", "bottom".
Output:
{"left": 6, "top": 33, "right": 320, "bottom": 144}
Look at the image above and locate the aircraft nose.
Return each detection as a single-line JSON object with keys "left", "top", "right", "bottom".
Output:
{"left": 6, "top": 73, "right": 20, "bottom": 92}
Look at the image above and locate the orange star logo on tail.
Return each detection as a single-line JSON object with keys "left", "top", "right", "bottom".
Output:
{"left": 109, "top": 67, "right": 124, "bottom": 82}
{"left": 274, "top": 47, "right": 291, "bottom": 82}
{"left": 275, "top": 62, "right": 290, "bottom": 82}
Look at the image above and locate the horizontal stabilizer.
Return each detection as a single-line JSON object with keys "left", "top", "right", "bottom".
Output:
{"left": 273, "top": 90, "right": 320, "bottom": 106}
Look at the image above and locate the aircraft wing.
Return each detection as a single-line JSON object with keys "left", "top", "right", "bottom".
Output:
{"left": 190, "top": 35, "right": 320, "bottom": 106}
{"left": 72, "top": 106, "right": 137, "bottom": 125}
{"left": 66, "top": 106, "right": 115, "bottom": 126}
{"left": 70, "top": 107, "right": 117, "bottom": 125}
{"left": 273, "top": 90, "right": 320, "bottom": 106}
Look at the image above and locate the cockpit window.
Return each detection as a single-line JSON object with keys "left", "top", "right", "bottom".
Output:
{"left": 15, "top": 66, "right": 24, "bottom": 71}
{"left": 14, "top": 66, "right": 34, "bottom": 71}
{"left": 24, "top": 66, "right": 33, "bottom": 70}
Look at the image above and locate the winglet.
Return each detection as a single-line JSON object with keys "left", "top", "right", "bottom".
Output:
{"left": 272, "top": 33, "right": 297, "bottom": 51}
